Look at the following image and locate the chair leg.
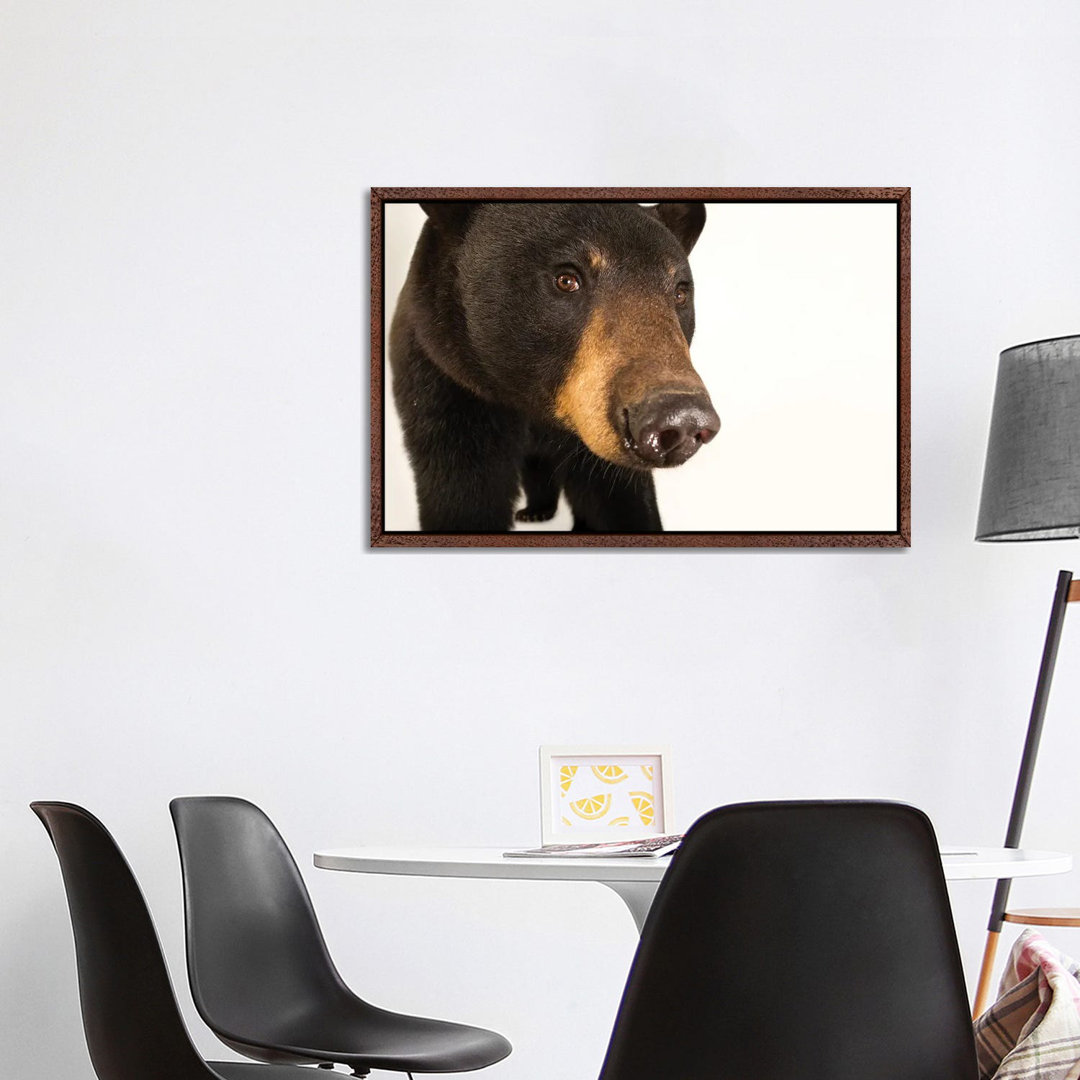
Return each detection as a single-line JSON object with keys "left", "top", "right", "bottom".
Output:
{"left": 972, "top": 928, "right": 1001, "bottom": 1019}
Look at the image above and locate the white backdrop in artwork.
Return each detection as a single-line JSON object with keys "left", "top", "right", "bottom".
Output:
{"left": 383, "top": 200, "right": 898, "bottom": 534}
{"left": 5, "top": 5, "right": 1080, "bottom": 1080}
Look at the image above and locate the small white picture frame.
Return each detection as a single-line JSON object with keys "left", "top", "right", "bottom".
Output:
{"left": 539, "top": 745, "right": 673, "bottom": 845}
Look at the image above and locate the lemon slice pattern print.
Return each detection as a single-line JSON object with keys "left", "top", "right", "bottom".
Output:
{"left": 591, "top": 764, "right": 628, "bottom": 784}
{"left": 569, "top": 793, "right": 612, "bottom": 820}
{"left": 630, "top": 791, "right": 655, "bottom": 827}
{"left": 558, "top": 760, "right": 659, "bottom": 832}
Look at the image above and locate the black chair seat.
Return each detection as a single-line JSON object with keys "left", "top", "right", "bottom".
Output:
{"left": 223, "top": 1006, "right": 509, "bottom": 1075}
{"left": 217, "top": 1001, "right": 511, "bottom": 1073}
{"left": 170, "top": 796, "right": 510, "bottom": 1075}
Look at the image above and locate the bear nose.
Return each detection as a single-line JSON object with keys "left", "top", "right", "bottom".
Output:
{"left": 625, "top": 390, "right": 720, "bottom": 467}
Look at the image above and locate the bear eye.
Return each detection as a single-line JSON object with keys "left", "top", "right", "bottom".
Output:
{"left": 674, "top": 283, "right": 691, "bottom": 307}
{"left": 555, "top": 271, "right": 581, "bottom": 293}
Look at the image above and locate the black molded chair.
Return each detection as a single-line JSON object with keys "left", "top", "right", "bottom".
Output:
{"left": 169, "top": 796, "right": 511, "bottom": 1078}
{"left": 31, "top": 801, "right": 315, "bottom": 1080}
{"left": 598, "top": 800, "right": 979, "bottom": 1080}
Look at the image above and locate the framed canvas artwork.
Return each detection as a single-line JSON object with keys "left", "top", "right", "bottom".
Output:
{"left": 372, "top": 187, "right": 910, "bottom": 548}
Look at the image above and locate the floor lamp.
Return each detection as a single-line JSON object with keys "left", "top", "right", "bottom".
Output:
{"left": 971, "top": 334, "right": 1080, "bottom": 1018}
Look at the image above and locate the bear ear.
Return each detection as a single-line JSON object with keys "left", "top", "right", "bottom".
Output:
{"left": 419, "top": 201, "right": 475, "bottom": 236}
{"left": 650, "top": 202, "right": 707, "bottom": 255}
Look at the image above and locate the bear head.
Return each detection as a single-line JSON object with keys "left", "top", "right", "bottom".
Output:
{"left": 418, "top": 200, "right": 720, "bottom": 469}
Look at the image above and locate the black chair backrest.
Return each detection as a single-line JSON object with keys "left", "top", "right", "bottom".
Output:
{"left": 598, "top": 801, "right": 978, "bottom": 1080}
{"left": 169, "top": 796, "right": 352, "bottom": 1041}
{"left": 31, "top": 801, "right": 217, "bottom": 1080}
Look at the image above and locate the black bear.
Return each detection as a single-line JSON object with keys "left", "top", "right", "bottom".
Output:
{"left": 389, "top": 200, "right": 719, "bottom": 533}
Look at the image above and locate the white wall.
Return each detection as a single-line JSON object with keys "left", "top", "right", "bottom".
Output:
{"left": 4, "top": 4, "right": 1080, "bottom": 1077}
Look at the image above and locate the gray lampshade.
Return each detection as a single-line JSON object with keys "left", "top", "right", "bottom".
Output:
{"left": 976, "top": 334, "right": 1080, "bottom": 541}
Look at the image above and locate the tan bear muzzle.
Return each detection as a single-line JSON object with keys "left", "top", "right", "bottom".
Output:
{"left": 554, "top": 300, "right": 719, "bottom": 468}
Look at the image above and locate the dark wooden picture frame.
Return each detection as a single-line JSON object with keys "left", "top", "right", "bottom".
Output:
{"left": 371, "top": 187, "right": 910, "bottom": 548}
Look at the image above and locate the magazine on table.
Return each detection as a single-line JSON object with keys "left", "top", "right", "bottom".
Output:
{"left": 504, "top": 834, "right": 683, "bottom": 859}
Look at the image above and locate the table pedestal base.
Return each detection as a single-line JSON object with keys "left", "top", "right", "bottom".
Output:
{"left": 601, "top": 881, "right": 660, "bottom": 934}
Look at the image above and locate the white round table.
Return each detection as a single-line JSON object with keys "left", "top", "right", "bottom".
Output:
{"left": 314, "top": 845, "right": 1073, "bottom": 933}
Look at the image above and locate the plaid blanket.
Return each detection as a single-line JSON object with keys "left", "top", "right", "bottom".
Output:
{"left": 975, "top": 929, "right": 1080, "bottom": 1079}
